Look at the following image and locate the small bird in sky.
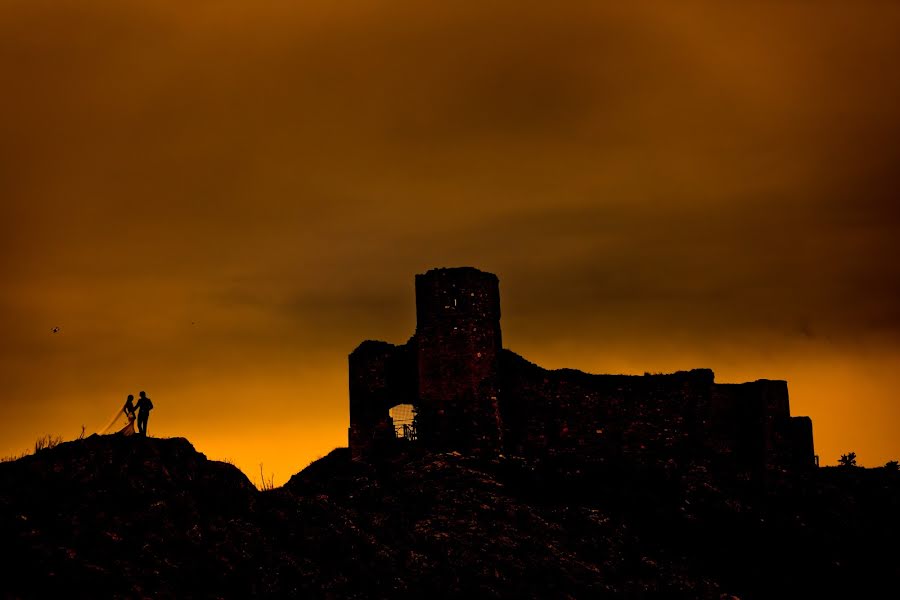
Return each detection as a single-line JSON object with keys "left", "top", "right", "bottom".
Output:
{"left": 51, "top": 327, "right": 60, "bottom": 334}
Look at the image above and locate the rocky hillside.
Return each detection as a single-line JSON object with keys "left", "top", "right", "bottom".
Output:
{"left": 1, "top": 435, "right": 898, "bottom": 598}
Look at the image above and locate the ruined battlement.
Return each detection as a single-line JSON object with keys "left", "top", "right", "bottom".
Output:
{"left": 348, "top": 268, "right": 815, "bottom": 472}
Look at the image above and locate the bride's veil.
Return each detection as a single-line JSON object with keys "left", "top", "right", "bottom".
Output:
{"left": 100, "top": 409, "right": 123, "bottom": 434}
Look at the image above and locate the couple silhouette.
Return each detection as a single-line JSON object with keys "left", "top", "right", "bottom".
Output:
{"left": 122, "top": 391, "right": 154, "bottom": 436}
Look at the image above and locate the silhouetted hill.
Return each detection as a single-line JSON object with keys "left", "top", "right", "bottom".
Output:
{"left": 0, "top": 435, "right": 258, "bottom": 598}
{"left": 2, "top": 436, "right": 899, "bottom": 598}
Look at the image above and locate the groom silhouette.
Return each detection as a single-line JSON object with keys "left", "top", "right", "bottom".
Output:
{"left": 135, "top": 391, "right": 154, "bottom": 436}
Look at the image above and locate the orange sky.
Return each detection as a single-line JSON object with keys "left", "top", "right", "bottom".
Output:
{"left": 2, "top": 1, "right": 900, "bottom": 484}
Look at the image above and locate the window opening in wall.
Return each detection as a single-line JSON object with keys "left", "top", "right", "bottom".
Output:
{"left": 389, "top": 404, "right": 417, "bottom": 441}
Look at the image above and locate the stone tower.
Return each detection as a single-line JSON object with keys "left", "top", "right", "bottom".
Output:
{"left": 414, "top": 267, "right": 503, "bottom": 453}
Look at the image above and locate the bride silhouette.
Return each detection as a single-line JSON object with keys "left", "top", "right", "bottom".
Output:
{"left": 120, "top": 394, "right": 137, "bottom": 435}
{"left": 100, "top": 394, "right": 137, "bottom": 436}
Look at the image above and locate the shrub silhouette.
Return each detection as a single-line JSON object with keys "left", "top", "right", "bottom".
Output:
{"left": 838, "top": 452, "right": 858, "bottom": 467}
{"left": 885, "top": 460, "right": 899, "bottom": 472}
{"left": 258, "top": 463, "right": 276, "bottom": 491}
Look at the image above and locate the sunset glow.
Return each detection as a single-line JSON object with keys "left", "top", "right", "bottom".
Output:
{"left": 3, "top": 1, "right": 900, "bottom": 484}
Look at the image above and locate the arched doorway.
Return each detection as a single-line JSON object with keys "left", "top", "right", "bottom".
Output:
{"left": 389, "top": 404, "right": 417, "bottom": 442}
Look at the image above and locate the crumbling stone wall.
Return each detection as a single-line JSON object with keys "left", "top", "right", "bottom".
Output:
{"left": 348, "top": 267, "right": 816, "bottom": 472}
{"left": 499, "top": 352, "right": 714, "bottom": 465}
{"left": 348, "top": 341, "right": 416, "bottom": 459}
{"left": 788, "top": 416, "right": 815, "bottom": 468}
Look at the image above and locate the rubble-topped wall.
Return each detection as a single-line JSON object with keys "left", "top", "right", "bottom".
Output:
{"left": 499, "top": 351, "right": 714, "bottom": 465}
{"left": 348, "top": 267, "right": 816, "bottom": 472}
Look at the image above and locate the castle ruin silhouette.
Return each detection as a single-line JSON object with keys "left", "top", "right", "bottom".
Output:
{"left": 349, "top": 267, "right": 815, "bottom": 472}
